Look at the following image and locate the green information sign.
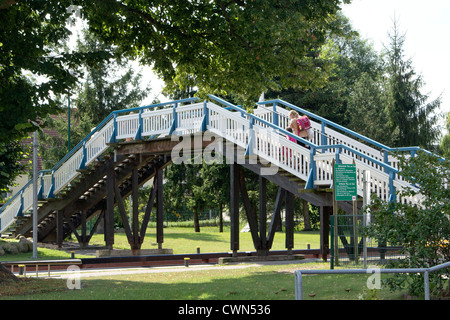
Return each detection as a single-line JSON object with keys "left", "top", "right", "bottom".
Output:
{"left": 334, "top": 164, "right": 357, "bottom": 201}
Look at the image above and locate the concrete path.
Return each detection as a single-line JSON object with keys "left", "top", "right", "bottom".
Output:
{"left": 16, "top": 258, "right": 322, "bottom": 279}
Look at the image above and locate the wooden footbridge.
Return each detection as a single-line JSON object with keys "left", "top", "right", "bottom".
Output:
{"left": 0, "top": 95, "right": 428, "bottom": 258}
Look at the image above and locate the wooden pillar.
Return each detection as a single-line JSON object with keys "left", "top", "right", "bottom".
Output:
{"left": 320, "top": 206, "right": 332, "bottom": 261}
{"left": 258, "top": 176, "right": 267, "bottom": 255}
{"left": 156, "top": 167, "right": 164, "bottom": 249}
{"left": 105, "top": 167, "right": 115, "bottom": 249}
{"left": 56, "top": 210, "right": 64, "bottom": 248}
{"left": 230, "top": 164, "right": 240, "bottom": 256}
{"left": 80, "top": 210, "right": 87, "bottom": 249}
{"left": 285, "top": 191, "right": 294, "bottom": 254}
{"left": 132, "top": 167, "right": 140, "bottom": 247}
{"left": 239, "top": 169, "right": 260, "bottom": 251}
{"left": 267, "top": 187, "right": 285, "bottom": 250}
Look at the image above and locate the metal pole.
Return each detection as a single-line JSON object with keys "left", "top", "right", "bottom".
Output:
{"left": 68, "top": 96, "right": 71, "bottom": 152}
{"left": 424, "top": 271, "right": 430, "bottom": 300}
{"left": 32, "top": 131, "right": 38, "bottom": 259}
{"left": 363, "top": 170, "right": 371, "bottom": 269}
{"left": 294, "top": 271, "right": 303, "bottom": 300}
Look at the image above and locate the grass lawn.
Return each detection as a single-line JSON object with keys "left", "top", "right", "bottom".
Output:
{"left": 1, "top": 262, "right": 405, "bottom": 300}
{"left": 85, "top": 226, "right": 321, "bottom": 254}
{"left": 0, "top": 227, "right": 409, "bottom": 300}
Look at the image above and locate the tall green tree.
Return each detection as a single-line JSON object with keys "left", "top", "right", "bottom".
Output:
{"left": 384, "top": 20, "right": 442, "bottom": 148}
{"left": 73, "top": 28, "right": 151, "bottom": 126}
{"left": 79, "top": 0, "right": 351, "bottom": 105}
{"left": 347, "top": 72, "right": 395, "bottom": 146}
{"left": 198, "top": 163, "right": 230, "bottom": 232}
{"left": 38, "top": 29, "right": 151, "bottom": 169}
{"left": 163, "top": 161, "right": 205, "bottom": 232}
{"left": 0, "top": 1, "right": 107, "bottom": 196}
{"left": 267, "top": 15, "right": 384, "bottom": 126}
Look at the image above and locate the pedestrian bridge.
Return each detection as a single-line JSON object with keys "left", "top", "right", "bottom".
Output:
{"left": 0, "top": 94, "right": 436, "bottom": 255}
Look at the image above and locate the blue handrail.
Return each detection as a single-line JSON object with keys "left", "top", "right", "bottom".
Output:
{"left": 257, "top": 99, "right": 444, "bottom": 161}
{"left": 209, "top": 94, "right": 400, "bottom": 196}
{"left": 1, "top": 97, "right": 200, "bottom": 213}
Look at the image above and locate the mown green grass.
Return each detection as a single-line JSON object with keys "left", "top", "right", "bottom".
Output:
{"left": 0, "top": 246, "right": 92, "bottom": 262}
{"left": 0, "top": 227, "right": 407, "bottom": 300}
{"left": 85, "top": 227, "right": 321, "bottom": 254}
{"left": 1, "top": 263, "right": 404, "bottom": 300}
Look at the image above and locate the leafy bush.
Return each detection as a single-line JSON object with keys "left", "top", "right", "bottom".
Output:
{"left": 364, "top": 151, "right": 449, "bottom": 297}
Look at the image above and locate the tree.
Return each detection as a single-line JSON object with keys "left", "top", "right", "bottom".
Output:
{"left": 384, "top": 19, "right": 442, "bottom": 149}
{"left": 163, "top": 161, "right": 205, "bottom": 232}
{"left": 347, "top": 72, "right": 396, "bottom": 146}
{"left": 198, "top": 163, "right": 230, "bottom": 232}
{"left": 365, "top": 151, "right": 450, "bottom": 297}
{"left": 267, "top": 15, "right": 384, "bottom": 126}
{"left": 38, "top": 107, "right": 92, "bottom": 170}
{"left": 439, "top": 112, "right": 450, "bottom": 158}
{"left": 73, "top": 28, "right": 151, "bottom": 126}
{"left": 0, "top": 1, "right": 108, "bottom": 196}
{"left": 79, "top": 0, "right": 351, "bottom": 105}
{"left": 38, "top": 29, "right": 151, "bottom": 169}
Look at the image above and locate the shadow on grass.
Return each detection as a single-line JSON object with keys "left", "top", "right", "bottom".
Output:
{"left": 158, "top": 232, "right": 226, "bottom": 243}
{"left": 2, "top": 266, "right": 403, "bottom": 300}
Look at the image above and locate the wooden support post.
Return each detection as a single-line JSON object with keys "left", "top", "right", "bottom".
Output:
{"left": 285, "top": 191, "right": 294, "bottom": 254}
{"left": 156, "top": 167, "right": 164, "bottom": 249}
{"left": 230, "top": 164, "right": 240, "bottom": 256}
{"left": 87, "top": 207, "right": 104, "bottom": 244}
{"left": 56, "top": 210, "right": 64, "bottom": 248}
{"left": 105, "top": 167, "right": 115, "bottom": 249}
{"left": 114, "top": 178, "right": 134, "bottom": 249}
{"left": 132, "top": 167, "right": 140, "bottom": 248}
{"left": 259, "top": 176, "right": 267, "bottom": 255}
{"left": 80, "top": 210, "right": 87, "bottom": 248}
{"left": 320, "top": 206, "right": 332, "bottom": 262}
{"left": 238, "top": 169, "right": 260, "bottom": 250}
{"left": 267, "top": 187, "right": 285, "bottom": 250}
{"left": 139, "top": 178, "right": 157, "bottom": 242}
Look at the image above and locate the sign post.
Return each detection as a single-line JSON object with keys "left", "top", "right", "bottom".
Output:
{"left": 334, "top": 164, "right": 357, "bottom": 202}
{"left": 333, "top": 163, "right": 358, "bottom": 265}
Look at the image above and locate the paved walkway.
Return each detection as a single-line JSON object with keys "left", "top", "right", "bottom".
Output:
{"left": 17, "top": 258, "right": 322, "bottom": 279}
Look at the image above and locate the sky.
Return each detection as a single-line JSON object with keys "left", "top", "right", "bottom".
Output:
{"left": 142, "top": 0, "right": 450, "bottom": 123}
{"left": 342, "top": 0, "right": 450, "bottom": 118}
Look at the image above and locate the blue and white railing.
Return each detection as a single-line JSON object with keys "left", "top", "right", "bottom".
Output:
{"left": 0, "top": 97, "right": 199, "bottom": 233}
{"left": 0, "top": 95, "right": 436, "bottom": 234}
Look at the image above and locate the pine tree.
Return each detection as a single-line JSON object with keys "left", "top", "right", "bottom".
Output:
{"left": 384, "top": 19, "right": 442, "bottom": 148}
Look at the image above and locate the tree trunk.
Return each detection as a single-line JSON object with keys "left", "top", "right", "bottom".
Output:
{"left": 303, "top": 201, "right": 312, "bottom": 231}
{"left": 219, "top": 203, "right": 223, "bottom": 233}
{"left": 0, "top": 264, "right": 19, "bottom": 284}
{"left": 193, "top": 208, "right": 200, "bottom": 233}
